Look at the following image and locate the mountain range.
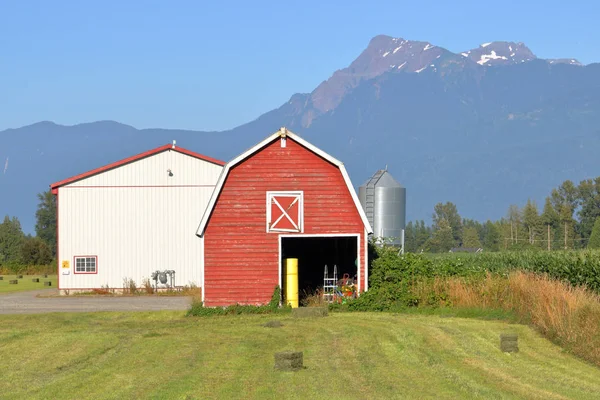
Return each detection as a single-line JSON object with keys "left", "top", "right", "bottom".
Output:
{"left": 2, "top": 34, "right": 600, "bottom": 235}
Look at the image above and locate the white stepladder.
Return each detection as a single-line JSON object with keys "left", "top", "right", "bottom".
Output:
{"left": 323, "top": 264, "right": 338, "bottom": 303}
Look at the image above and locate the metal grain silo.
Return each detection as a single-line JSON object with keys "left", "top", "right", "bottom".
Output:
{"left": 359, "top": 169, "right": 406, "bottom": 250}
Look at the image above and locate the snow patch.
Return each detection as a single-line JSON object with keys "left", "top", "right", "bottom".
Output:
{"left": 424, "top": 44, "right": 434, "bottom": 51}
{"left": 393, "top": 46, "right": 402, "bottom": 54}
{"left": 477, "top": 50, "right": 507, "bottom": 65}
{"left": 510, "top": 53, "right": 515, "bottom": 57}
{"left": 436, "top": 55, "right": 441, "bottom": 59}
{"left": 383, "top": 51, "right": 390, "bottom": 57}
{"left": 461, "top": 52, "right": 469, "bottom": 57}
{"left": 415, "top": 66, "right": 427, "bottom": 73}
{"left": 509, "top": 46, "right": 513, "bottom": 51}
{"left": 398, "top": 62, "right": 407, "bottom": 69}
{"left": 481, "top": 42, "right": 492, "bottom": 48}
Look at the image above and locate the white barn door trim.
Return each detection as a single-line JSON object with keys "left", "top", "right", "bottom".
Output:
{"left": 266, "top": 191, "right": 304, "bottom": 233}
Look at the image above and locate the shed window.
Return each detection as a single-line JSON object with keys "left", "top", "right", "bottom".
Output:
{"left": 74, "top": 256, "right": 97, "bottom": 274}
{"left": 267, "top": 191, "right": 304, "bottom": 233}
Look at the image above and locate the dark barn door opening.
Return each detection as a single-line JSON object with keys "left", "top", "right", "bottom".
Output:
{"left": 281, "top": 236, "right": 358, "bottom": 305}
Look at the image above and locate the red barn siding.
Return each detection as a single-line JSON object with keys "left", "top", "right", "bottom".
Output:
{"left": 204, "top": 138, "right": 366, "bottom": 306}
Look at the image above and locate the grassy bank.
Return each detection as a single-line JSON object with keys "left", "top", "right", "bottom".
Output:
{"left": 0, "top": 275, "right": 57, "bottom": 294}
{"left": 2, "top": 312, "right": 600, "bottom": 399}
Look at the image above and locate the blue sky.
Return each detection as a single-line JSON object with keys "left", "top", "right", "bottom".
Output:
{"left": 0, "top": 0, "right": 598, "bottom": 132}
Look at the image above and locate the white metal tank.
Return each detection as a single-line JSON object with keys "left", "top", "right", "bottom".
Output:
{"left": 359, "top": 169, "right": 406, "bottom": 249}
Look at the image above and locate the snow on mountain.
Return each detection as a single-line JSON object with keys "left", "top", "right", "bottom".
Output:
{"left": 463, "top": 41, "right": 536, "bottom": 66}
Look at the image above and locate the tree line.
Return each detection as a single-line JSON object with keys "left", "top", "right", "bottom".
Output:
{"left": 405, "top": 177, "right": 600, "bottom": 253}
{"left": 0, "top": 191, "right": 56, "bottom": 268}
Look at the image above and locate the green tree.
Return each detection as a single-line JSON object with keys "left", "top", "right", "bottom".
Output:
{"left": 427, "top": 218, "right": 455, "bottom": 253}
{"left": 587, "top": 217, "right": 600, "bottom": 249}
{"left": 35, "top": 190, "right": 57, "bottom": 256}
{"left": 21, "top": 236, "right": 53, "bottom": 265}
{"left": 541, "top": 196, "right": 559, "bottom": 250}
{"left": 462, "top": 226, "right": 482, "bottom": 249}
{"left": 551, "top": 180, "right": 578, "bottom": 213}
{"left": 0, "top": 216, "right": 25, "bottom": 264}
{"left": 482, "top": 221, "right": 501, "bottom": 251}
{"left": 463, "top": 219, "right": 484, "bottom": 243}
{"left": 405, "top": 220, "right": 431, "bottom": 253}
{"left": 522, "top": 199, "right": 542, "bottom": 246}
{"left": 576, "top": 178, "right": 600, "bottom": 242}
{"left": 559, "top": 204, "right": 576, "bottom": 249}
{"left": 433, "top": 202, "right": 462, "bottom": 244}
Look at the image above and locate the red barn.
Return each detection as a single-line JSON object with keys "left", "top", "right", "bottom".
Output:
{"left": 196, "top": 127, "right": 373, "bottom": 307}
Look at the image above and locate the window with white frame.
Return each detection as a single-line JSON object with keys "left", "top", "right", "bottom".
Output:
{"left": 266, "top": 191, "right": 304, "bottom": 233}
{"left": 75, "top": 256, "right": 97, "bottom": 273}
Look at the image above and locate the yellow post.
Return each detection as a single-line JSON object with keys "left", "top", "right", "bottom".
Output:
{"left": 285, "top": 258, "right": 299, "bottom": 308}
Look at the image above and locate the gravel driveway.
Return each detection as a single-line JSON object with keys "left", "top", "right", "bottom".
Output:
{"left": 0, "top": 289, "right": 192, "bottom": 314}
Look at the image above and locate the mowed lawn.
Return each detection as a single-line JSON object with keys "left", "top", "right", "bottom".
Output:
{"left": 2, "top": 312, "right": 600, "bottom": 400}
{"left": 0, "top": 275, "right": 57, "bottom": 294}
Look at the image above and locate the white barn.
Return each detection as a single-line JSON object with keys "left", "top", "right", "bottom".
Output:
{"left": 50, "top": 142, "right": 224, "bottom": 294}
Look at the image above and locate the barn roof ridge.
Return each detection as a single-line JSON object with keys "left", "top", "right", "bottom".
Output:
{"left": 50, "top": 143, "right": 225, "bottom": 191}
{"left": 195, "top": 127, "right": 373, "bottom": 237}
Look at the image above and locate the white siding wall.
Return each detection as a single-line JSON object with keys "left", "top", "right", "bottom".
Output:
{"left": 58, "top": 149, "right": 222, "bottom": 290}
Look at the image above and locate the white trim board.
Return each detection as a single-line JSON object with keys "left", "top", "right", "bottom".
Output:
{"left": 196, "top": 127, "right": 373, "bottom": 237}
{"left": 266, "top": 191, "right": 304, "bottom": 233}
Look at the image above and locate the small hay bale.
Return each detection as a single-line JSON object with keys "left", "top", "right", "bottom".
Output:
{"left": 292, "top": 307, "right": 328, "bottom": 318}
{"left": 9, "top": 280, "right": 18, "bottom": 284}
{"left": 44, "top": 281, "right": 52, "bottom": 287}
{"left": 44, "top": 274, "right": 48, "bottom": 278}
{"left": 274, "top": 351, "right": 303, "bottom": 371}
{"left": 17, "top": 275, "right": 23, "bottom": 279}
{"left": 263, "top": 320, "right": 284, "bottom": 328}
{"left": 500, "top": 333, "right": 519, "bottom": 353}
{"left": 32, "top": 278, "right": 40, "bottom": 283}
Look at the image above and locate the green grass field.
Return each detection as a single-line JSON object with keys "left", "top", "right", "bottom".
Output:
{"left": 1, "top": 311, "right": 600, "bottom": 399}
{"left": 0, "top": 275, "right": 57, "bottom": 294}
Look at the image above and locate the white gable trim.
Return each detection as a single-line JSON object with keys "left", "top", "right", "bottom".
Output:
{"left": 195, "top": 127, "right": 373, "bottom": 237}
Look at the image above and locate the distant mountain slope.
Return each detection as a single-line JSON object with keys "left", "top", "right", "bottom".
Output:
{"left": 2, "top": 34, "right": 599, "bottom": 235}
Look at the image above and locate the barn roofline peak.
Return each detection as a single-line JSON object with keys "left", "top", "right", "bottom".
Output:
{"left": 195, "top": 128, "right": 373, "bottom": 237}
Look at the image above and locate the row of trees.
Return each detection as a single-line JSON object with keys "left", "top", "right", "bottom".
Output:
{"left": 405, "top": 177, "right": 600, "bottom": 253}
{"left": 0, "top": 191, "right": 56, "bottom": 267}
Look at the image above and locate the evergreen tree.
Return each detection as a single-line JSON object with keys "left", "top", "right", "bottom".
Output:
{"left": 541, "top": 197, "right": 559, "bottom": 250}
{"left": 0, "top": 216, "right": 25, "bottom": 264}
{"left": 522, "top": 199, "right": 541, "bottom": 246}
{"left": 35, "top": 190, "right": 57, "bottom": 256}
{"left": 575, "top": 177, "right": 600, "bottom": 241}
{"left": 587, "top": 217, "right": 600, "bottom": 249}
{"left": 427, "top": 218, "right": 455, "bottom": 253}
{"left": 559, "top": 204, "right": 576, "bottom": 249}
{"left": 414, "top": 220, "right": 431, "bottom": 252}
{"left": 432, "top": 202, "right": 462, "bottom": 244}
{"left": 482, "top": 221, "right": 501, "bottom": 251}
{"left": 462, "top": 227, "right": 482, "bottom": 249}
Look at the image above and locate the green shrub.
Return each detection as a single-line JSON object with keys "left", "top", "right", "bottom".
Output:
{"left": 186, "top": 285, "right": 291, "bottom": 317}
{"left": 332, "top": 245, "right": 600, "bottom": 313}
